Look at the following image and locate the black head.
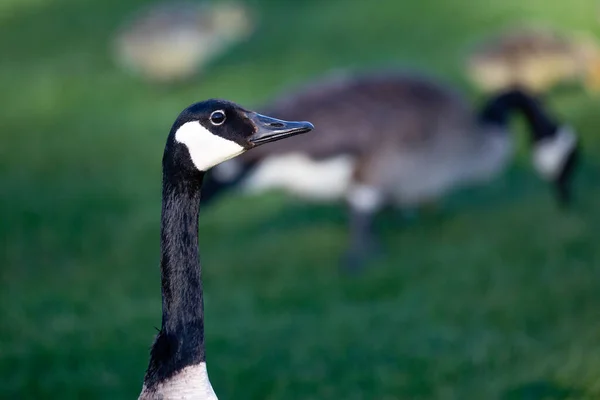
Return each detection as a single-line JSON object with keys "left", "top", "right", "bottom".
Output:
{"left": 164, "top": 99, "right": 313, "bottom": 174}
{"left": 548, "top": 138, "right": 580, "bottom": 208}
{"left": 531, "top": 126, "right": 580, "bottom": 207}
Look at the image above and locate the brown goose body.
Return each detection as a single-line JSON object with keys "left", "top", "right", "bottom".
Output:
{"left": 204, "top": 70, "right": 579, "bottom": 270}
{"left": 230, "top": 71, "right": 512, "bottom": 205}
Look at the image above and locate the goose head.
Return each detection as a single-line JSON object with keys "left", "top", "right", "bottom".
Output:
{"left": 479, "top": 89, "right": 581, "bottom": 207}
{"left": 164, "top": 99, "right": 313, "bottom": 176}
{"left": 532, "top": 125, "right": 580, "bottom": 206}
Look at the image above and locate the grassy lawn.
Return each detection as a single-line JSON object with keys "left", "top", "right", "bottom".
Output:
{"left": 1, "top": 0, "right": 600, "bottom": 398}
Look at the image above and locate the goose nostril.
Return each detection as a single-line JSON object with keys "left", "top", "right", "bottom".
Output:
{"left": 269, "top": 122, "right": 284, "bottom": 128}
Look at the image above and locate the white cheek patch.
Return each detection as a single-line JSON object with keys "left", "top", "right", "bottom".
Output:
{"left": 175, "top": 121, "right": 245, "bottom": 171}
{"left": 532, "top": 126, "right": 577, "bottom": 180}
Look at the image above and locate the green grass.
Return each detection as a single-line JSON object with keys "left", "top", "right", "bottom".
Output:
{"left": 1, "top": 0, "right": 600, "bottom": 398}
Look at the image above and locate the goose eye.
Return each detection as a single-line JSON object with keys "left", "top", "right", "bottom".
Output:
{"left": 209, "top": 110, "right": 226, "bottom": 126}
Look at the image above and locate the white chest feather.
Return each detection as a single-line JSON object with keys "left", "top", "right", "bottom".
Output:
{"left": 242, "top": 153, "right": 356, "bottom": 200}
{"left": 138, "top": 363, "right": 217, "bottom": 400}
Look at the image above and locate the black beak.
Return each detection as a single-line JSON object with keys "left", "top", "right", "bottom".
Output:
{"left": 554, "top": 144, "right": 580, "bottom": 208}
{"left": 247, "top": 112, "right": 314, "bottom": 146}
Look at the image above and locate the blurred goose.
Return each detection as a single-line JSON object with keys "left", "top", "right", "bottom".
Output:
{"left": 200, "top": 71, "right": 580, "bottom": 270}
{"left": 466, "top": 27, "right": 600, "bottom": 94}
{"left": 114, "top": 1, "right": 254, "bottom": 82}
{"left": 138, "top": 99, "right": 313, "bottom": 399}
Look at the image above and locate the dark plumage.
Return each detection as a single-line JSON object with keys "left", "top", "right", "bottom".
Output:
{"left": 138, "top": 99, "right": 313, "bottom": 399}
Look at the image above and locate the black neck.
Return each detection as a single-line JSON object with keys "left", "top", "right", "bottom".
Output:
{"left": 477, "top": 89, "right": 559, "bottom": 143}
{"left": 143, "top": 167, "right": 206, "bottom": 387}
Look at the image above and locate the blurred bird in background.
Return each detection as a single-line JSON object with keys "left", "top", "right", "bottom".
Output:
{"left": 465, "top": 26, "right": 600, "bottom": 94}
{"left": 112, "top": 1, "right": 255, "bottom": 83}
{"left": 201, "top": 70, "right": 581, "bottom": 270}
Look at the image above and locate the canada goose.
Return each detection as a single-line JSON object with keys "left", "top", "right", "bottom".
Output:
{"left": 466, "top": 27, "right": 600, "bottom": 94}
{"left": 200, "top": 71, "right": 580, "bottom": 270}
{"left": 138, "top": 99, "right": 313, "bottom": 399}
{"left": 114, "top": 1, "right": 255, "bottom": 82}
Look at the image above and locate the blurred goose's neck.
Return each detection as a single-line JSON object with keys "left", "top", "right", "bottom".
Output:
{"left": 477, "top": 89, "right": 578, "bottom": 181}
{"left": 477, "top": 89, "right": 558, "bottom": 142}
{"left": 139, "top": 168, "right": 218, "bottom": 400}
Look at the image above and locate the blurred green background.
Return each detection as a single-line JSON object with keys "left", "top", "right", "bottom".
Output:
{"left": 1, "top": 0, "right": 600, "bottom": 399}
